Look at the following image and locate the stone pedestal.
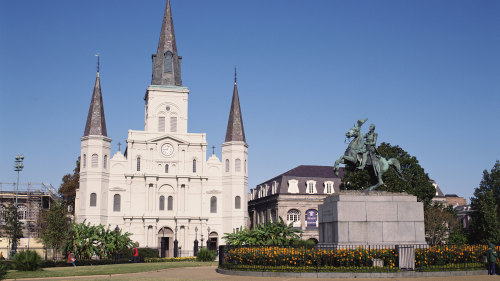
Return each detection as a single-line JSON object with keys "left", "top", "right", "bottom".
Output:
{"left": 318, "top": 191, "right": 426, "bottom": 245}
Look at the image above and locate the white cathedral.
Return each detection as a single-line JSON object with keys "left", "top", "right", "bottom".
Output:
{"left": 75, "top": 0, "right": 248, "bottom": 257}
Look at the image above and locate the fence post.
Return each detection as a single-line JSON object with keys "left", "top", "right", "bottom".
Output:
{"left": 218, "top": 245, "right": 225, "bottom": 268}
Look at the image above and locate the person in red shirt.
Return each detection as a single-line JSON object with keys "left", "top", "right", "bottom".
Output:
{"left": 132, "top": 245, "right": 139, "bottom": 263}
{"left": 67, "top": 252, "right": 76, "bottom": 267}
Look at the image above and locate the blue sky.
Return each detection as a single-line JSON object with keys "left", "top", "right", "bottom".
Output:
{"left": 1, "top": 0, "right": 499, "bottom": 201}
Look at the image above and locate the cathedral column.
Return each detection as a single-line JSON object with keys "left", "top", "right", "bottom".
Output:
{"left": 144, "top": 225, "right": 148, "bottom": 247}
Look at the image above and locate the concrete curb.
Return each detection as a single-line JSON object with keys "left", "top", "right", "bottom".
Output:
{"left": 216, "top": 268, "right": 489, "bottom": 278}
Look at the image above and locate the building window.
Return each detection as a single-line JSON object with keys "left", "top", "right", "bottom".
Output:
{"left": 235, "top": 159, "right": 241, "bottom": 172}
{"left": 170, "top": 116, "right": 177, "bottom": 132}
{"left": 244, "top": 160, "right": 247, "bottom": 173}
{"left": 158, "top": 116, "right": 165, "bottom": 132}
{"left": 159, "top": 196, "right": 165, "bottom": 211}
{"left": 91, "top": 154, "right": 98, "bottom": 168}
{"left": 306, "top": 180, "right": 317, "bottom": 194}
{"left": 210, "top": 196, "right": 217, "bottom": 213}
{"left": 90, "top": 193, "right": 97, "bottom": 207}
{"left": 287, "top": 209, "right": 300, "bottom": 224}
{"left": 167, "top": 196, "right": 173, "bottom": 210}
{"left": 235, "top": 196, "right": 241, "bottom": 209}
{"left": 17, "top": 205, "right": 27, "bottom": 220}
{"left": 271, "top": 181, "right": 277, "bottom": 194}
{"left": 287, "top": 179, "right": 299, "bottom": 194}
{"left": 113, "top": 194, "right": 121, "bottom": 212}
{"left": 137, "top": 157, "right": 141, "bottom": 171}
{"left": 271, "top": 209, "right": 277, "bottom": 222}
{"left": 165, "top": 164, "right": 169, "bottom": 173}
{"left": 324, "top": 181, "right": 334, "bottom": 194}
{"left": 164, "top": 51, "right": 173, "bottom": 73}
{"left": 192, "top": 159, "right": 196, "bottom": 173}
{"left": 103, "top": 155, "right": 108, "bottom": 169}
{"left": 83, "top": 154, "right": 86, "bottom": 168}
{"left": 225, "top": 159, "right": 230, "bottom": 172}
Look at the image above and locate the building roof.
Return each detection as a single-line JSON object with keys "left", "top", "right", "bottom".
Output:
{"left": 151, "top": 0, "right": 182, "bottom": 86}
{"left": 225, "top": 78, "right": 246, "bottom": 142}
{"left": 280, "top": 165, "right": 346, "bottom": 178}
{"left": 83, "top": 72, "right": 107, "bottom": 137}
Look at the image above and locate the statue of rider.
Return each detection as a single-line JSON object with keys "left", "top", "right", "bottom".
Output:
{"left": 359, "top": 124, "right": 380, "bottom": 174}
{"left": 353, "top": 118, "right": 368, "bottom": 168}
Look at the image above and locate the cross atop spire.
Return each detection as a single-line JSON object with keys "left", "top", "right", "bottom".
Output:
{"left": 151, "top": 0, "right": 182, "bottom": 86}
{"left": 95, "top": 53, "right": 100, "bottom": 74}
{"left": 225, "top": 71, "right": 246, "bottom": 143}
{"left": 84, "top": 56, "right": 107, "bottom": 137}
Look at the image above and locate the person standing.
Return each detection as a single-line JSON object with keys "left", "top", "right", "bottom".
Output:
{"left": 132, "top": 246, "right": 139, "bottom": 263}
{"left": 67, "top": 252, "right": 76, "bottom": 267}
{"left": 487, "top": 242, "right": 498, "bottom": 275}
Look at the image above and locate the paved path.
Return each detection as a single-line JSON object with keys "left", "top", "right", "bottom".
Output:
{"left": 8, "top": 266, "right": 499, "bottom": 281}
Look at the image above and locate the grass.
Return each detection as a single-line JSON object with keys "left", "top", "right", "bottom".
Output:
{"left": 5, "top": 261, "right": 218, "bottom": 279}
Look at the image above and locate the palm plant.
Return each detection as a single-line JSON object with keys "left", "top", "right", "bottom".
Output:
{"left": 223, "top": 217, "right": 301, "bottom": 246}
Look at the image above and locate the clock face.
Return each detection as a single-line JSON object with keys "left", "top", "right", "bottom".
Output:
{"left": 161, "top": 143, "right": 174, "bottom": 156}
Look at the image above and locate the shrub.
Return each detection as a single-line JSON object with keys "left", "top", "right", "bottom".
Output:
{"left": 13, "top": 250, "right": 42, "bottom": 271}
{"left": 0, "top": 262, "right": 8, "bottom": 280}
{"left": 137, "top": 248, "right": 159, "bottom": 259}
{"left": 197, "top": 248, "right": 217, "bottom": 262}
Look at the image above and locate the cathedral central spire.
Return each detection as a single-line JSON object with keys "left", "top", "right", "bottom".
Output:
{"left": 225, "top": 69, "right": 246, "bottom": 143}
{"left": 151, "top": 0, "right": 182, "bottom": 86}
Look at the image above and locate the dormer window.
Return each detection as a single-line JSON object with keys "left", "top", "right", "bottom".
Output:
{"left": 306, "top": 180, "right": 317, "bottom": 194}
{"left": 324, "top": 181, "right": 334, "bottom": 194}
{"left": 271, "top": 181, "right": 277, "bottom": 194}
{"left": 288, "top": 179, "right": 299, "bottom": 194}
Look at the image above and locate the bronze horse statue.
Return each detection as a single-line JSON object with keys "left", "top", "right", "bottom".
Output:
{"left": 333, "top": 123, "right": 404, "bottom": 191}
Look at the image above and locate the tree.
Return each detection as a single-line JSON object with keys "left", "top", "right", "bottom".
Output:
{"left": 38, "top": 200, "right": 72, "bottom": 260}
{"left": 64, "top": 221, "right": 134, "bottom": 260}
{"left": 3, "top": 203, "right": 23, "bottom": 257}
{"left": 341, "top": 142, "right": 436, "bottom": 207}
{"left": 223, "top": 217, "right": 301, "bottom": 246}
{"left": 469, "top": 161, "right": 500, "bottom": 244}
{"left": 58, "top": 157, "right": 80, "bottom": 213}
{"left": 424, "top": 203, "right": 458, "bottom": 245}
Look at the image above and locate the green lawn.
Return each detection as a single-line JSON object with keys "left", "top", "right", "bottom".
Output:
{"left": 5, "top": 261, "right": 217, "bottom": 279}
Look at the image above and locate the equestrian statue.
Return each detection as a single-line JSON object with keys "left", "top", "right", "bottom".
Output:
{"left": 333, "top": 118, "right": 404, "bottom": 191}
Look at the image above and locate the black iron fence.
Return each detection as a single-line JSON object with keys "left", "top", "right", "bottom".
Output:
{"left": 218, "top": 244, "right": 494, "bottom": 272}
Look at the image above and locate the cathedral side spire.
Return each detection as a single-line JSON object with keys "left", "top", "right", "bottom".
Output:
{"left": 84, "top": 56, "right": 107, "bottom": 137}
{"left": 151, "top": 0, "right": 182, "bottom": 86}
{"left": 225, "top": 70, "right": 246, "bottom": 143}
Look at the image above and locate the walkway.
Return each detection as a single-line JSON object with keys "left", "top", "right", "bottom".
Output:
{"left": 7, "top": 266, "right": 498, "bottom": 281}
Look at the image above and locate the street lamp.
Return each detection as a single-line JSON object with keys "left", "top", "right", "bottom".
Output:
{"left": 14, "top": 155, "right": 24, "bottom": 208}
{"left": 193, "top": 226, "right": 199, "bottom": 256}
{"left": 207, "top": 227, "right": 211, "bottom": 250}
{"left": 174, "top": 226, "right": 178, "bottom": 257}
{"left": 114, "top": 225, "right": 119, "bottom": 264}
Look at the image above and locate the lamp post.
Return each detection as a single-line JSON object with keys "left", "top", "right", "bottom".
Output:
{"left": 207, "top": 227, "right": 211, "bottom": 250}
{"left": 160, "top": 227, "right": 165, "bottom": 258}
{"left": 114, "top": 225, "right": 119, "bottom": 264}
{"left": 173, "top": 226, "right": 179, "bottom": 257}
{"left": 14, "top": 155, "right": 24, "bottom": 208}
{"left": 10, "top": 155, "right": 24, "bottom": 258}
{"left": 193, "top": 226, "right": 199, "bottom": 256}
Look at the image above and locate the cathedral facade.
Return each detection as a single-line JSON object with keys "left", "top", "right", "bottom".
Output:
{"left": 75, "top": 0, "right": 248, "bottom": 257}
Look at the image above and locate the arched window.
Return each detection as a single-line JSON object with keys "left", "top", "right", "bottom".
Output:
{"left": 245, "top": 159, "right": 247, "bottom": 173}
{"left": 164, "top": 51, "right": 173, "bottom": 72}
{"left": 83, "top": 154, "right": 87, "bottom": 168}
{"left": 113, "top": 194, "right": 121, "bottom": 212}
{"left": 165, "top": 164, "right": 169, "bottom": 173}
{"left": 170, "top": 116, "right": 177, "bottom": 132}
{"left": 137, "top": 157, "right": 141, "bottom": 171}
{"left": 90, "top": 193, "right": 97, "bottom": 207}
{"left": 225, "top": 159, "right": 230, "bottom": 172}
{"left": 235, "top": 159, "right": 241, "bottom": 172}
{"left": 210, "top": 196, "right": 217, "bottom": 213}
{"left": 192, "top": 159, "right": 196, "bottom": 173}
{"left": 91, "top": 154, "right": 98, "bottom": 168}
{"left": 103, "top": 155, "right": 108, "bottom": 169}
{"left": 158, "top": 116, "right": 165, "bottom": 132}
{"left": 167, "top": 196, "right": 173, "bottom": 210}
{"left": 235, "top": 196, "right": 241, "bottom": 209}
{"left": 287, "top": 209, "right": 300, "bottom": 223}
{"left": 159, "top": 195, "right": 165, "bottom": 211}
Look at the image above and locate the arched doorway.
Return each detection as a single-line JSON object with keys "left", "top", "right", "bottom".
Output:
{"left": 207, "top": 231, "right": 218, "bottom": 251}
{"left": 158, "top": 227, "right": 174, "bottom": 258}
